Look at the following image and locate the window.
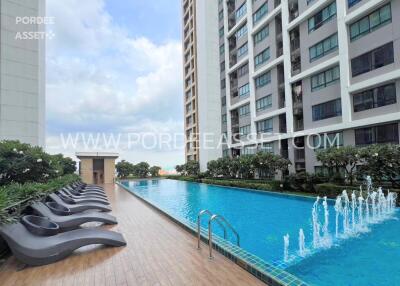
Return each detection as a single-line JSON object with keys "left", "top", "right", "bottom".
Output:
{"left": 256, "top": 95, "right": 272, "bottom": 111}
{"left": 239, "top": 104, "right": 251, "bottom": 117}
{"left": 253, "top": 3, "right": 268, "bottom": 24}
{"left": 353, "top": 83, "right": 396, "bottom": 112}
{"left": 219, "top": 27, "right": 224, "bottom": 38}
{"left": 254, "top": 25, "right": 269, "bottom": 45}
{"left": 237, "top": 63, "right": 249, "bottom": 77}
{"left": 260, "top": 142, "right": 274, "bottom": 153}
{"left": 221, "top": 79, "right": 226, "bottom": 89}
{"left": 243, "top": 145, "right": 256, "bottom": 155}
{"left": 311, "top": 66, "right": 340, "bottom": 91}
{"left": 254, "top": 48, "right": 270, "bottom": 67}
{"left": 355, "top": 123, "right": 399, "bottom": 145}
{"left": 312, "top": 132, "right": 343, "bottom": 149}
{"left": 223, "top": 149, "right": 229, "bottom": 158}
{"left": 308, "top": 2, "right": 336, "bottom": 33}
{"left": 255, "top": 71, "right": 271, "bottom": 88}
{"left": 222, "top": 114, "right": 227, "bottom": 123}
{"left": 239, "top": 83, "right": 250, "bottom": 97}
{"left": 221, "top": 96, "right": 226, "bottom": 106}
{"left": 236, "top": 25, "right": 248, "bottom": 39}
{"left": 351, "top": 42, "right": 394, "bottom": 77}
{"left": 220, "top": 61, "right": 225, "bottom": 72}
{"left": 220, "top": 44, "right": 225, "bottom": 55}
{"left": 348, "top": 0, "right": 362, "bottom": 9}
{"left": 309, "top": 33, "right": 338, "bottom": 62}
{"left": 257, "top": 118, "right": 273, "bottom": 133}
{"left": 315, "top": 166, "right": 346, "bottom": 177}
{"left": 240, "top": 125, "right": 251, "bottom": 137}
{"left": 350, "top": 4, "right": 391, "bottom": 41}
{"left": 237, "top": 42, "right": 248, "bottom": 57}
{"left": 312, "top": 99, "right": 342, "bottom": 121}
{"left": 236, "top": 3, "right": 247, "bottom": 21}
{"left": 219, "top": 10, "right": 224, "bottom": 21}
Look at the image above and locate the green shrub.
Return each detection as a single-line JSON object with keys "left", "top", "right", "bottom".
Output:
{"left": 0, "top": 140, "right": 76, "bottom": 185}
{"left": 314, "top": 183, "right": 347, "bottom": 198}
{"left": 0, "top": 174, "right": 80, "bottom": 224}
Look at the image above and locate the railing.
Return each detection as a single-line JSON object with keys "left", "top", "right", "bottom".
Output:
{"left": 197, "top": 210, "right": 240, "bottom": 259}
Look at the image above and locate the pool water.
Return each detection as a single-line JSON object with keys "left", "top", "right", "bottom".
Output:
{"left": 120, "top": 179, "right": 400, "bottom": 286}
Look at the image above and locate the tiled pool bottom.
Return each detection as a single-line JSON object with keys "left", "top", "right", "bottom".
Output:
{"left": 117, "top": 182, "right": 308, "bottom": 286}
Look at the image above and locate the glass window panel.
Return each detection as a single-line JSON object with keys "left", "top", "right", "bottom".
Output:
{"left": 369, "top": 11, "right": 380, "bottom": 28}
{"left": 380, "top": 4, "right": 391, "bottom": 22}
{"left": 359, "top": 17, "right": 370, "bottom": 34}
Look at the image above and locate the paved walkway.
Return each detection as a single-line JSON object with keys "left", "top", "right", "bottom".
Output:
{"left": 0, "top": 184, "right": 265, "bottom": 286}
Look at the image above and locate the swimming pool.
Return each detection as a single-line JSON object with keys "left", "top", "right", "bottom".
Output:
{"left": 120, "top": 179, "right": 400, "bottom": 286}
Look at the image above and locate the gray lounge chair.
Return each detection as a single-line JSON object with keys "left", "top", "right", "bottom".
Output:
{"left": 63, "top": 187, "right": 107, "bottom": 198}
{"left": 67, "top": 185, "right": 106, "bottom": 196}
{"left": 57, "top": 191, "right": 110, "bottom": 205}
{"left": 0, "top": 222, "right": 126, "bottom": 266}
{"left": 60, "top": 189, "right": 109, "bottom": 202}
{"left": 30, "top": 202, "right": 117, "bottom": 230}
{"left": 48, "top": 194, "right": 111, "bottom": 213}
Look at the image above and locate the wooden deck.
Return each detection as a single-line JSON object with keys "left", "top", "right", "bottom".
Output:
{"left": 0, "top": 184, "right": 265, "bottom": 286}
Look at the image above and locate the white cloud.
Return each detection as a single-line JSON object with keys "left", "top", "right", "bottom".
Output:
{"left": 46, "top": 0, "right": 185, "bottom": 167}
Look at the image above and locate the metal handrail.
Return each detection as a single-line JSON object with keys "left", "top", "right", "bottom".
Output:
{"left": 197, "top": 210, "right": 226, "bottom": 249}
{"left": 208, "top": 214, "right": 240, "bottom": 259}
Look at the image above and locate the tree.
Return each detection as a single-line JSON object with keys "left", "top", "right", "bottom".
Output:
{"left": 237, "top": 155, "right": 256, "bottom": 179}
{"left": 175, "top": 164, "right": 184, "bottom": 174}
{"left": 149, "top": 166, "right": 161, "bottom": 177}
{"left": 134, "top": 162, "right": 150, "bottom": 178}
{"left": 253, "top": 152, "right": 291, "bottom": 179}
{"left": 358, "top": 144, "right": 400, "bottom": 187}
{"left": 316, "top": 146, "right": 360, "bottom": 185}
{"left": 185, "top": 161, "right": 200, "bottom": 176}
{"left": 50, "top": 154, "right": 77, "bottom": 175}
{"left": 0, "top": 140, "right": 57, "bottom": 185}
{"left": 115, "top": 160, "right": 134, "bottom": 178}
{"left": 175, "top": 161, "right": 199, "bottom": 176}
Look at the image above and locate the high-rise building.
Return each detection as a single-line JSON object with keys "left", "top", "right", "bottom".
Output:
{"left": 195, "top": 0, "right": 400, "bottom": 174}
{"left": 182, "top": 0, "right": 222, "bottom": 171}
{"left": 0, "top": 0, "right": 46, "bottom": 146}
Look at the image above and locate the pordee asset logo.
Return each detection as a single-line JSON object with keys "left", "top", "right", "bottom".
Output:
{"left": 14, "top": 16, "right": 55, "bottom": 40}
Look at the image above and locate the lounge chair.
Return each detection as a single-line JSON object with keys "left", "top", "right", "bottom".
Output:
{"left": 67, "top": 185, "right": 106, "bottom": 196}
{"left": 30, "top": 202, "right": 117, "bottom": 230}
{"left": 60, "top": 189, "right": 109, "bottom": 202}
{"left": 65, "top": 186, "right": 107, "bottom": 198}
{"left": 75, "top": 182, "right": 104, "bottom": 191}
{"left": 56, "top": 191, "right": 110, "bottom": 205}
{"left": 0, "top": 221, "right": 126, "bottom": 266}
{"left": 48, "top": 194, "right": 111, "bottom": 213}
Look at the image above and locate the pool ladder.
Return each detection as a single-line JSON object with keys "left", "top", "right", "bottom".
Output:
{"left": 197, "top": 209, "right": 240, "bottom": 259}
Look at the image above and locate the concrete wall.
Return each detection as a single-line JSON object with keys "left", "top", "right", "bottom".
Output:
{"left": 104, "top": 158, "right": 116, "bottom": 184}
{"left": 80, "top": 158, "right": 94, "bottom": 184}
{"left": 0, "top": 0, "right": 45, "bottom": 146}
{"left": 196, "top": 0, "right": 222, "bottom": 171}
{"left": 79, "top": 158, "right": 117, "bottom": 185}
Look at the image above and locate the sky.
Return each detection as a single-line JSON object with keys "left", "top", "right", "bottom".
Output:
{"left": 45, "top": 0, "right": 184, "bottom": 170}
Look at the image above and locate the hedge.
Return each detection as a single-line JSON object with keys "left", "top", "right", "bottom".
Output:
{"left": 0, "top": 174, "right": 80, "bottom": 224}
{"left": 166, "top": 176, "right": 294, "bottom": 193}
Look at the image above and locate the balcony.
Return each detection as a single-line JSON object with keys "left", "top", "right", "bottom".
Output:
{"left": 294, "top": 118, "right": 304, "bottom": 131}
{"left": 290, "top": 38, "right": 300, "bottom": 52}
{"left": 288, "top": 1, "right": 299, "bottom": 22}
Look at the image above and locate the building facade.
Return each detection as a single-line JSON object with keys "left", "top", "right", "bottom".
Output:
{"left": 211, "top": 0, "right": 400, "bottom": 174}
{"left": 182, "top": 0, "right": 222, "bottom": 171}
{"left": 0, "top": 0, "right": 46, "bottom": 146}
{"left": 76, "top": 152, "right": 119, "bottom": 185}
